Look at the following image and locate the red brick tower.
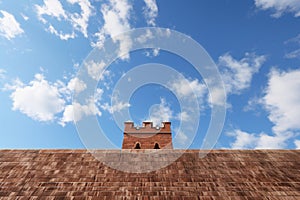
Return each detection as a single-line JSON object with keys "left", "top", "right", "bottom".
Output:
{"left": 122, "top": 121, "right": 173, "bottom": 149}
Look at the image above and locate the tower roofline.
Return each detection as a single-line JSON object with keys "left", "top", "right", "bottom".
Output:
{"left": 124, "top": 121, "right": 171, "bottom": 134}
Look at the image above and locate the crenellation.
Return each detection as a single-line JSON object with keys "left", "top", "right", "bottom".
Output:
{"left": 122, "top": 121, "right": 173, "bottom": 149}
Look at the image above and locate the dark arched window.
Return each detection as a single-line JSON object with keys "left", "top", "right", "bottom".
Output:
{"left": 154, "top": 143, "right": 160, "bottom": 149}
{"left": 134, "top": 142, "right": 141, "bottom": 149}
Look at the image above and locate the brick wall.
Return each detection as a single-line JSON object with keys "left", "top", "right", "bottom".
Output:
{"left": 0, "top": 150, "right": 299, "bottom": 199}
{"left": 122, "top": 121, "right": 173, "bottom": 149}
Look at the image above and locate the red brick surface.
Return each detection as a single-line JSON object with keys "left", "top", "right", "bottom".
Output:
{"left": 122, "top": 122, "right": 173, "bottom": 149}
{"left": 0, "top": 149, "right": 299, "bottom": 199}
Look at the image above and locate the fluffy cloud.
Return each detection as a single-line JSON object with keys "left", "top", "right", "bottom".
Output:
{"left": 66, "top": 77, "right": 87, "bottom": 93}
{"left": 228, "top": 129, "right": 291, "bottom": 149}
{"left": 255, "top": 0, "right": 300, "bottom": 18}
{"left": 10, "top": 74, "right": 65, "bottom": 122}
{"left": 85, "top": 60, "right": 109, "bottom": 81}
{"left": 218, "top": 52, "right": 266, "bottom": 95}
{"left": 35, "top": 0, "right": 67, "bottom": 22}
{"left": 147, "top": 98, "right": 173, "bottom": 127}
{"left": 229, "top": 69, "right": 300, "bottom": 149}
{"left": 227, "top": 129, "right": 259, "bottom": 149}
{"left": 0, "top": 10, "right": 24, "bottom": 40}
{"left": 168, "top": 77, "right": 207, "bottom": 101}
{"left": 35, "top": 0, "right": 93, "bottom": 39}
{"left": 60, "top": 91, "right": 102, "bottom": 127}
{"left": 6, "top": 73, "right": 102, "bottom": 126}
{"left": 263, "top": 69, "right": 300, "bottom": 133}
{"left": 143, "top": 0, "right": 158, "bottom": 26}
{"left": 93, "top": 0, "right": 132, "bottom": 59}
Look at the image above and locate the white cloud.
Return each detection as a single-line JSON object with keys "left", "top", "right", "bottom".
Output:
{"left": 218, "top": 52, "right": 266, "bottom": 95}
{"left": 168, "top": 77, "right": 207, "bottom": 101}
{"left": 285, "top": 49, "right": 300, "bottom": 59}
{"left": 93, "top": 0, "right": 132, "bottom": 59}
{"left": 229, "top": 69, "right": 300, "bottom": 149}
{"left": 255, "top": 132, "right": 291, "bottom": 149}
{"left": 146, "top": 98, "right": 173, "bottom": 127}
{"left": 85, "top": 60, "right": 109, "bottom": 81}
{"left": 227, "top": 129, "right": 258, "bottom": 149}
{"left": 6, "top": 72, "right": 104, "bottom": 126}
{"left": 153, "top": 48, "right": 160, "bottom": 56}
{"left": 136, "top": 29, "right": 154, "bottom": 43}
{"left": 263, "top": 69, "right": 300, "bottom": 133}
{"left": 0, "top": 10, "right": 24, "bottom": 40}
{"left": 101, "top": 100, "right": 130, "bottom": 114}
{"left": 67, "top": 0, "right": 93, "bottom": 38}
{"left": 35, "top": 0, "right": 93, "bottom": 39}
{"left": 228, "top": 129, "right": 291, "bottom": 149}
{"left": 21, "top": 13, "right": 29, "bottom": 21}
{"left": 67, "top": 77, "right": 86, "bottom": 93}
{"left": 255, "top": 0, "right": 300, "bottom": 18}
{"left": 47, "top": 25, "right": 75, "bottom": 40}
{"left": 143, "top": 0, "right": 158, "bottom": 26}
{"left": 285, "top": 34, "right": 300, "bottom": 59}
{"left": 60, "top": 95, "right": 102, "bottom": 126}
{"left": 295, "top": 140, "right": 300, "bottom": 149}
{"left": 35, "top": 0, "right": 67, "bottom": 22}
{"left": 9, "top": 74, "right": 65, "bottom": 122}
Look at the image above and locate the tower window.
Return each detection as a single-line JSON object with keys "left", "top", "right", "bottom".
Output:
{"left": 154, "top": 143, "right": 160, "bottom": 149}
{"left": 134, "top": 142, "right": 141, "bottom": 149}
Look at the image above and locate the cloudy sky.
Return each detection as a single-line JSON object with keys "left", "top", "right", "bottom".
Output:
{"left": 0, "top": 0, "right": 300, "bottom": 149}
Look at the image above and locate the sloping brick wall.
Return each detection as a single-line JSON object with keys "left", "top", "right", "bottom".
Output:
{"left": 0, "top": 150, "right": 299, "bottom": 199}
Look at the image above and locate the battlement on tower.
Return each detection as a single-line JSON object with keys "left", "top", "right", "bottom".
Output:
{"left": 124, "top": 121, "right": 171, "bottom": 134}
{"left": 122, "top": 121, "right": 173, "bottom": 149}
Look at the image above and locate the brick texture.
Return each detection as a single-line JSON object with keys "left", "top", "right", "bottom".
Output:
{"left": 0, "top": 149, "right": 299, "bottom": 199}
{"left": 122, "top": 122, "right": 173, "bottom": 149}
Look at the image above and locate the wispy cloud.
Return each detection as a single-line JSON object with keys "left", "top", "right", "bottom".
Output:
{"left": 254, "top": 0, "right": 300, "bottom": 18}
{"left": 285, "top": 34, "right": 300, "bottom": 59}
{"left": 35, "top": 0, "right": 93, "bottom": 39}
{"left": 93, "top": 0, "right": 132, "bottom": 59}
{"left": 0, "top": 10, "right": 24, "bottom": 40}
{"left": 218, "top": 52, "right": 266, "bottom": 95}
{"left": 35, "top": 0, "right": 67, "bottom": 23}
{"left": 47, "top": 25, "right": 75, "bottom": 40}
{"left": 285, "top": 49, "right": 300, "bottom": 59}
{"left": 143, "top": 0, "right": 158, "bottom": 26}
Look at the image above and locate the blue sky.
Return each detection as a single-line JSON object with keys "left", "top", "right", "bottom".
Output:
{"left": 0, "top": 0, "right": 300, "bottom": 149}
